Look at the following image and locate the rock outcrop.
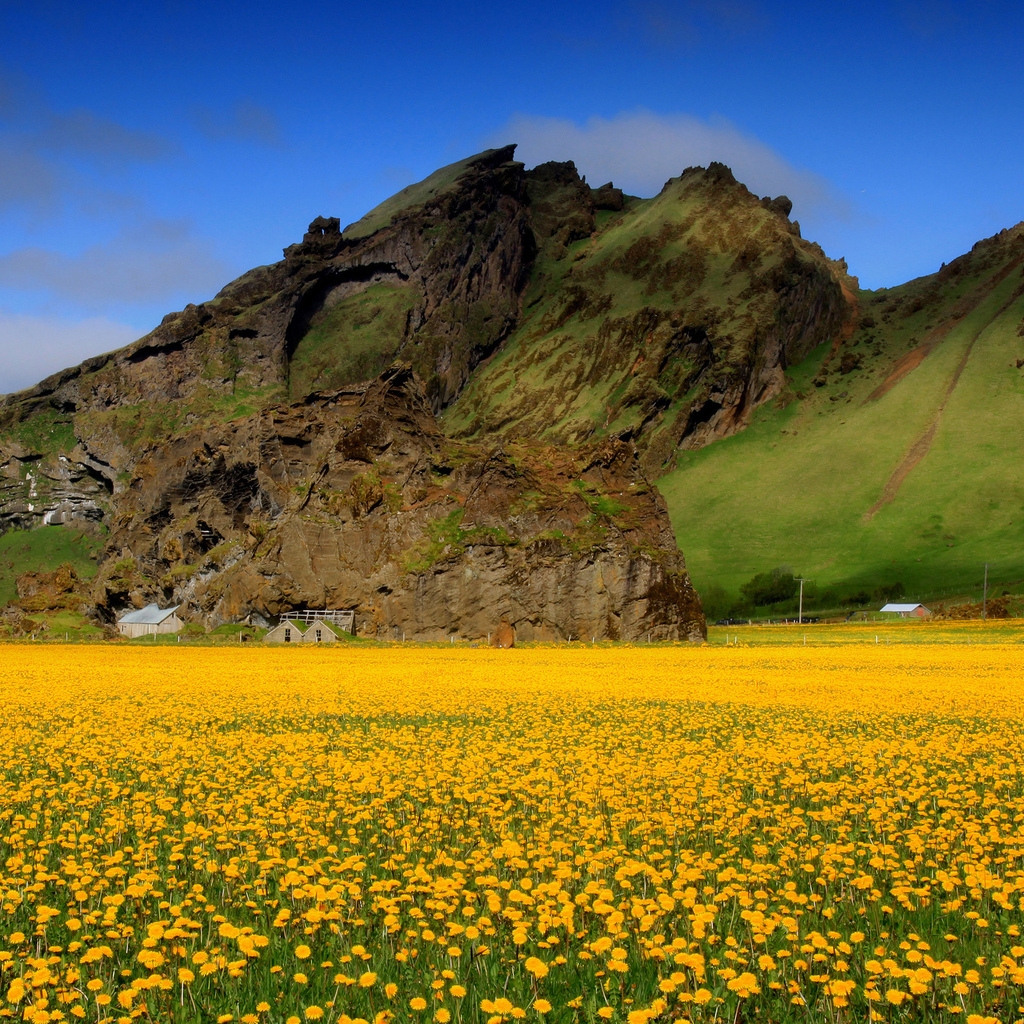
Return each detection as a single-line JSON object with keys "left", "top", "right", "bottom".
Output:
{"left": 15, "top": 563, "right": 87, "bottom": 613}
{"left": 93, "top": 366, "right": 705, "bottom": 642}
{"left": 444, "top": 161, "right": 855, "bottom": 474}
{"left": 0, "top": 437, "right": 110, "bottom": 533}
{"left": 0, "top": 146, "right": 861, "bottom": 635}
{"left": 0, "top": 147, "right": 533, "bottom": 425}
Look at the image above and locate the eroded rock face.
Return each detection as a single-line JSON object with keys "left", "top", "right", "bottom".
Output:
{"left": 0, "top": 440, "right": 110, "bottom": 533}
{"left": 0, "top": 147, "right": 534, "bottom": 423}
{"left": 95, "top": 366, "right": 705, "bottom": 642}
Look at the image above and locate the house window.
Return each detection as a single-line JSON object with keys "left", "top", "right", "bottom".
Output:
{"left": 315, "top": 629, "right": 322, "bottom": 642}
{"left": 284, "top": 628, "right": 291, "bottom": 642}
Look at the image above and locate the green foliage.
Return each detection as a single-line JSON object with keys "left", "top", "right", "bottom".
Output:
{"left": 876, "top": 581, "right": 906, "bottom": 602}
{"left": 698, "top": 582, "right": 732, "bottom": 620}
{"left": 288, "top": 283, "right": 418, "bottom": 398}
{"left": 740, "top": 568, "right": 799, "bottom": 607}
{"left": 0, "top": 527, "right": 104, "bottom": 607}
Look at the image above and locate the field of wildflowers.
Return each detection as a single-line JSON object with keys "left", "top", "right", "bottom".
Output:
{"left": 1, "top": 644, "right": 1023, "bottom": 1024}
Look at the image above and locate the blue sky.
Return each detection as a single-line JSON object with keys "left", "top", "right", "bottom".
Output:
{"left": 1, "top": 0, "right": 1022, "bottom": 393}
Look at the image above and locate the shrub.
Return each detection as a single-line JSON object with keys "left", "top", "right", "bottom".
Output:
{"left": 739, "top": 568, "right": 799, "bottom": 607}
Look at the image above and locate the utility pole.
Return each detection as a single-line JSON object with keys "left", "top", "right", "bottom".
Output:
{"left": 796, "top": 578, "right": 808, "bottom": 625}
{"left": 982, "top": 563, "right": 988, "bottom": 621}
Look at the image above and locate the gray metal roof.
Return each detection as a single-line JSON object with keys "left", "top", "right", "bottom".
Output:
{"left": 880, "top": 603, "right": 928, "bottom": 612}
{"left": 118, "top": 603, "right": 180, "bottom": 625}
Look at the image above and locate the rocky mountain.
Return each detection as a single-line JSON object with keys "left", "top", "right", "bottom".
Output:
{"left": 443, "top": 160, "right": 852, "bottom": 475}
{"left": 6, "top": 141, "right": 1014, "bottom": 630}
{"left": 87, "top": 364, "right": 704, "bottom": 641}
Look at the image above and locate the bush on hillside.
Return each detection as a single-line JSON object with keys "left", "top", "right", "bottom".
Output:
{"left": 699, "top": 583, "right": 732, "bottom": 620}
{"left": 875, "top": 582, "right": 906, "bottom": 602}
{"left": 739, "top": 568, "right": 799, "bottom": 607}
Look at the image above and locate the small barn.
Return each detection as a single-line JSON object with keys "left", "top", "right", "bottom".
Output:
{"left": 117, "top": 604, "right": 184, "bottom": 638}
{"left": 264, "top": 621, "right": 306, "bottom": 644}
{"left": 302, "top": 619, "right": 340, "bottom": 644}
{"left": 880, "top": 602, "right": 932, "bottom": 618}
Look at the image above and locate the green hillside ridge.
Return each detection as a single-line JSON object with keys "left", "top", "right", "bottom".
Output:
{"left": 341, "top": 150, "right": 503, "bottom": 240}
{"left": 659, "top": 222, "right": 1024, "bottom": 613}
{"left": 443, "top": 163, "right": 846, "bottom": 468}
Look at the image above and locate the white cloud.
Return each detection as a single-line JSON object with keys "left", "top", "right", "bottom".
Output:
{"left": 496, "top": 110, "right": 847, "bottom": 219}
{"left": 0, "top": 311, "right": 139, "bottom": 395}
{"left": 0, "top": 218, "right": 229, "bottom": 308}
{"left": 192, "top": 100, "right": 282, "bottom": 147}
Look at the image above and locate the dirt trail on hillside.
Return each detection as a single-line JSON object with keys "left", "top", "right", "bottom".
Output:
{"left": 865, "top": 254, "right": 1024, "bottom": 403}
{"left": 864, "top": 280, "right": 1024, "bottom": 519}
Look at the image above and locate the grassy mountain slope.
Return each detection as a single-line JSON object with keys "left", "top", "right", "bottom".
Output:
{"left": 288, "top": 282, "right": 418, "bottom": 395}
{"left": 658, "top": 223, "right": 1024, "bottom": 610}
{"left": 340, "top": 151, "right": 500, "bottom": 240}
{"left": 443, "top": 163, "right": 849, "bottom": 473}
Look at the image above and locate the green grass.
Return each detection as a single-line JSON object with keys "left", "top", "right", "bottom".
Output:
{"left": 402, "top": 508, "right": 516, "bottom": 573}
{"left": 341, "top": 149, "right": 508, "bottom": 240}
{"left": 0, "top": 527, "right": 104, "bottom": 607}
{"left": 2, "top": 408, "right": 77, "bottom": 456}
{"left": 443, "top": 166, "right": 829, "bottom": 453}
{"left": 288, "top": 282, "right": 418, "bottom": 397}
{"left": 3, "top": 607, "right": 106, "bottom": 640}
{"left": 658, "top": 241, "right": 1024, "bottom": 609}
{"left": 705, "top": 617, "right": 1024, "bottom": 645}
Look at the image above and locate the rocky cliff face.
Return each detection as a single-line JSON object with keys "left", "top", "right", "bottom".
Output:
{"left": 0, "top": 437, "right": 110, "bottom": 531}
{"left": 0, "top": 146, "right": 860, "bottom": 634}
{"left": 0, "top": 147, "right": 533, "bottom": 427}
{"left": 444, "top": 162, "right": 854, "bottom": 474}
{"left": 92, "top": 366, "right": 705, "bottom": 642}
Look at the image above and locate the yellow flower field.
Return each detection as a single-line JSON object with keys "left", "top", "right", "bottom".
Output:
{"left": 1, "top": 644, "right": 1023, "bottom": 1024}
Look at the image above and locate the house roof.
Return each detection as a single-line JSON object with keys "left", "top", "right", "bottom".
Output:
{"left": 880, "top": 603, "right": 928, "bottom": 612}
{"left": 268, "top": 621, "right": 304, "bottom": 634}
{"left": 305, "top": 618, "right": 339, "bottom": 633}
{"left": 117, "top": 603, "right": 180, "bottom": 625}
